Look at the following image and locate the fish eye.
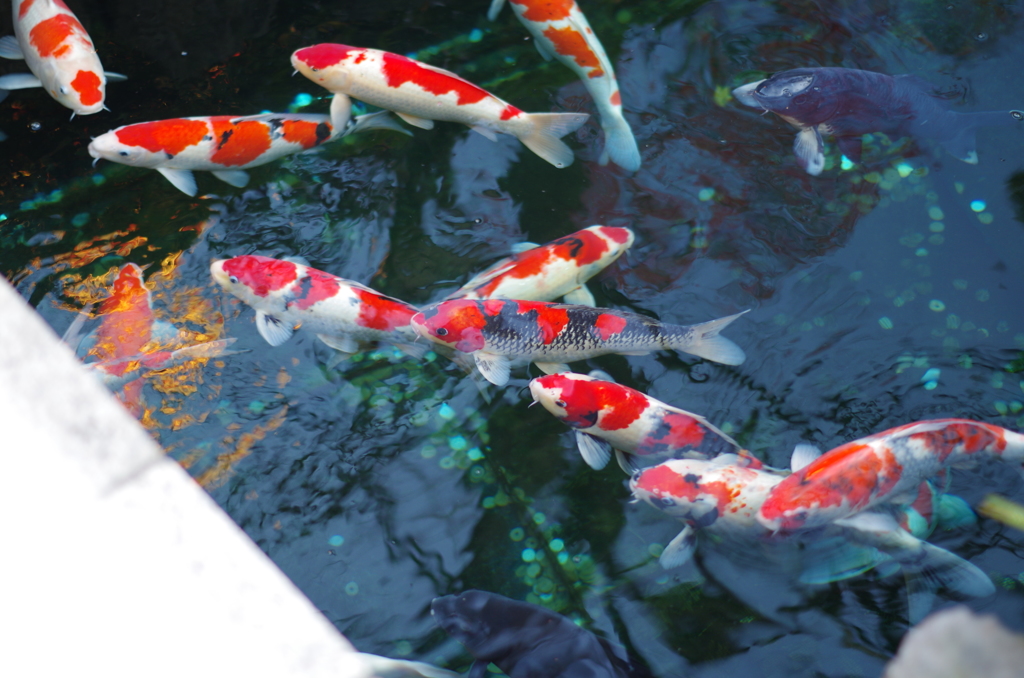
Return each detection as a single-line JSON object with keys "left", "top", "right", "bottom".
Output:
{"left": 119, "top": 151, "right": 129, "bottom": 157}
{"left": 59, "top": 86, "right": 68, "bottom": 95}
{"left": 1012, "top": 110, "right": 1024, "bottom": 121}
{"left": 555, "top": 399, "right": 567, "bottom": 408}
{"left": 436, "top": 327, "right": 449, "bottom": 336}
{"left": 657, "top": 497, "right": 676, "bottom": 508}
{"left": 310, "top": 67, "right": 319, "bottom": 72}
{"left": 229, "top": 275, "right": 239, "bottom": 284}
{"left": 781, "top": 88, "right": 791, "bottom": 97}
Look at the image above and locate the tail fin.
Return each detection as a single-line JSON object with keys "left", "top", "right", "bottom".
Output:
{"left": 518, "top": 112, "right": 589, "bottom": 168}
{"left": 933, "top": 109, "right": 1022, "bottom": 164}
{"left": 673, "top": 310, "right": 749, "bottom": 366}
{"left": 903, "top": 541, "right": 994, "bottom": 623}
{"left": 598, "top": 112, "right": 641, "bottom": 172}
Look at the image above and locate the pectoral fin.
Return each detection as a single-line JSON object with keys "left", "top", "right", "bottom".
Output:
{"left": 535, "top": 361, "right": 570, "bottom": 375}
{"left": 487, "top": 0, "right": 507, "bottom": 21}
{"left": 317, "top": 333, "right": 359, "bottom": 353}
{"left": 0, "top": 36, "right": 24, "bottom": 60}
{"left": 156, "top": 167, "right": 198, "bottom": 196}
{"left": 473, "top": 351, "right": 510, "bottom": 386}
{"left": 659, "top": 526, "right": 697, "bottom": 569}
{"left": 469, "top": 124, "right": 498, "bottom": 141}
{"left": 790, "top": 444, "right": 823, "bottom": 472}
{"left": 255, "top": 310, "right": 295, "bottom": 346}
{"left": 0, "top": 73, "right": 42, "bottom": 89}
{"left": 794, "top": 126, "right": 825, "bottom": 175}
{"left": 395, "top": 111, "right": 435, "bottom": 130}
{"left": 835, "top": 135, "right": 863, "bottom": 163}
{"left": 212, "top": 169, "right": 250, "bottom": 188}
{"left": 575, "top": 430, "right": 612, "bottom": 470}
{"left": 104, "top": 72, "right": 129, "bottom": 82}
{"left": 330, "top": 92, "right": 352, "bottom": 132}
{"left": 615, "top": 449, "right": 637, "bottom": 474}
{"left": 532, "top": 37, "right": 555, "bottom": 61}
{"left": 562, "top": 285, "right": 596, "bottom": 306}
{"left": 509, "top": 241, "right": 538, "bottom": 254}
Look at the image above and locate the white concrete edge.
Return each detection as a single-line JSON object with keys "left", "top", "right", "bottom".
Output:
{"left": 0, "top": 276, "right": 374, "bottom": 678}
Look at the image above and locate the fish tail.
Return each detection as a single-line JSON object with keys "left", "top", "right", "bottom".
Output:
{"left": 598, "top": 111, "right": 641, "bottom": 172}
{"left": 670, "top": 310, "right": 749, "bottom": 366}
{"left": 902, "top": 541, "right": 994, "bottom": 623}
{"left": 932, "top": 109, "right": 1022, "bottom": 165}
{"left": 518, "top": 112, "right": 590, "bottom": 168}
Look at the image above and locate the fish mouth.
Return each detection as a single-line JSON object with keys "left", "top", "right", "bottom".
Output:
{"left": 209, "top": 260, "right": 230, "bottom": 287}
{"left": 731, "top": 80, "right": 766, "bottom": 108}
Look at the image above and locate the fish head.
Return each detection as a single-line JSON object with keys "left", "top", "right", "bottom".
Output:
{"left": 291, "top": 44, "right": 357, "bottom": 89}
{"left": 630, "top": 459, "right": 729, "bottom": 525}
{"left": 46, "top": 65, "right": 106, "bottom": 115}
{"left": 210, "top": 255, "right": 300, "bottom": 309}
{"left": 749, "top": 69, "right": 838, "bottom": 125}
{"left": 410, "top": 300, "right": 489, "bottom": 352}
{"left": 430, "top": 591, "right": 495, "bottom": 650}
{"left": 571, "top": 226, "right": 635, "bottom": 281}
{"left": 111, "top": 263, "right": 146, "bottom": 296}
{"left": 530, "top": 372, "right": 606, "bottom": 429}
{"left": 88, "top": 128, "right": 166, "bottom": 168}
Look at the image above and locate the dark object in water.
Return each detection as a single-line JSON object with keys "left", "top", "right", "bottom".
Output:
{"left": 430, "top": 590, "right": 651, "bottom": 678}
{"left": 732, "top": 67, "right": 1024, "bottom": 175}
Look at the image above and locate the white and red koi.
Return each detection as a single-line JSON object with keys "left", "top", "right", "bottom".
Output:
{"left": 447, "top": 225, "right": 633, "bottom": 306}
{"left": 0, "top": 0, "right": 124, "bottom": 115}
{"left": 87, "top": 110, "right": 405, "bottom": 197}
{"left": 410, "top": 298, "right": 747, "bottom": 386}
{"left": 488, "top": 0, "right": 640, "bottom": 171}
{"left": 210, "top": 255, "right": 421, "bottom": 356}
{"left": 290, "top": 43, "right": 589, "bottom": 168}
{"left": 529, "top": 372, "right": 752, "bottom": 472}
{"left": 631, "top": 455, "right": 994, "bottom": 621}
{"left": 757, "top": 419, "right": 1024, "bottom": 532}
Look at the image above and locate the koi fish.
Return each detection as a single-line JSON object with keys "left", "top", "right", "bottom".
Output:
{"left": 431, "top": 590, "right": 650, "bottom": 678}
{"left": 757, "top": 419, "right": 1024, "bottom": 532}
{"left": 488, "top": 0, "right": 641, "bottom": 171}
{"left": 290, "top": 43, "right": 590, "bottom": 168}
{"left": 0, "top": 0, "right": 125, "bottom": 115}
{"left": 447, "top": 225, "right": 634, "bottom": 306}
{"left": 529, "top": 371, "right": 748, "bottom": 472}
{"left": 410, "top": 299, "right": 747, "bottom": 386}
{"left": 732, "top": 67, "right": 1024, "bottom": 175}
{"left": 631, "top": 454, "right": 995, "bottom": 622}
{"left": 210, "top": 255, "right": 422, "bottom": 356}
{"left": 85, "top": 338, "right": 241, "bottom": 390}
{"left": 87, "top": 110, "right": 407, "bottom": 197}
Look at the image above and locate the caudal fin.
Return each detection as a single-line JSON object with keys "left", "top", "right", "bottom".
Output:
{"left": 674, "top": 310, "right": 749, "bottom": 366}
{"left": 903, "top": 541, "right": 994, "bottom": 623}
{"left": 518, "top": 112, "right": 589, "bottom": 168}
{"left": 598, "top": 112, "right": 641, "bottom": 172}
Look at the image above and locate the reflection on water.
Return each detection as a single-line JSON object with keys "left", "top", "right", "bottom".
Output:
{"left": 2, "top": 0, "right": 1024, "bottom": 675}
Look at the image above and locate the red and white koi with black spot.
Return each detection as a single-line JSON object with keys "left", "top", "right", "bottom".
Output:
{"left": 0, "top": 0, "right": 122, "bottom": 115}
{"left": 410, "top": 298, "right": 747, "bottom": 386}
{"left": 529, "top": 372, "right": 749, "bottom": 472}
{"left": 630, "top": 455, "right": 994, "bottom": 621}
{"left": 757, "top": 419, "right": 1024, "bottom": 532}
{"left": 88, "top": 111, "right": 404, "bottom": 197}
{"left": 211, "top": 255, "right": 420, "bottom": 356}
{"left": 488, "top": 0, "right": 640, "bottom": 171}
{"left": 290, "top": 43, "right": 589, "bottom": 168}
{"left": 447, "top": 225, "right": 633, "bottom": 306}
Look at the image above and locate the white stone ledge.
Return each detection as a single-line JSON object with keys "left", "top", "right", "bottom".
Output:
{"left": 0, "top": 277, "right": 371, "bottom": 678}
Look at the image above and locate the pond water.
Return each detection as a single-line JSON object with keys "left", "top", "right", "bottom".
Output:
{"left": 3, "top": 0, "right": 1024, "bottom": 675}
